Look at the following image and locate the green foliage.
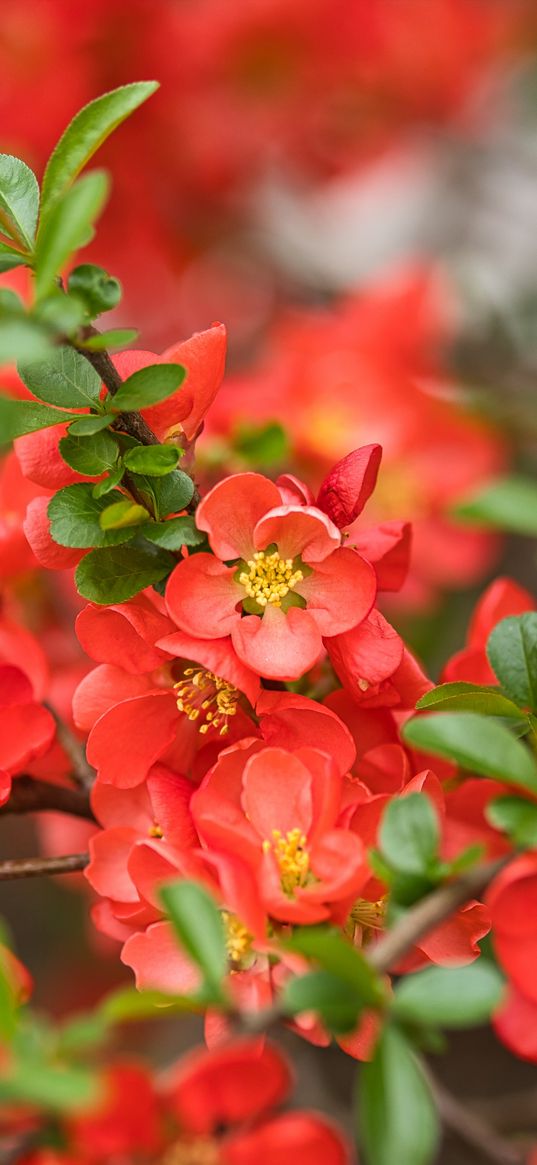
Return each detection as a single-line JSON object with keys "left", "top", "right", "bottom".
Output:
{"left": 67, "top": 263, "right": 122, "bottom": 316}
{"left": 0, "top": 1058, "right": 100, "bottom": 1113}
{"left": 0, "top": 317, "right": 53, "bottom": 364}
{"left": 160, "top": 881, "right": 228, "bottom": 999}
{"left": 81, "top": 327, "right": 138, "bottom": 350}
{"left": 0, "top": 155, "right": 39, "bottom": 250}
{"left": 487, "top": 794, "right": 537, "bottom": 847}
{"left": 48, "top": 484, "right": 136, "bottom": 548}
{"left": 487, "top": 614, "right": 537, "bottom": 711}
{"left": 234, "top": 420, "right": 288, "bottom": 466}
{"left": 99, "top": 499, "right": 150, "bottom": 530}
{"left": 34, "top": 170, "right": 109, "bottom": 300}
{"left": 359, "top": 1025, "right": 439, "bottom": 1165}
{"left": 392, "top": 962, "right": 505, "bottom": 1029}
{"left": 454, "top": 475, "right": 537, "bottom": 535}
{"left": 0, "top": 397, "right": 81, "bottom": 439}
{"left": 417, "top": 682, "right": 523, "bottom": 718}
{"left": 110, "top": 362, "right": 186, "bottom": 411}
{"left": 98, "top": 985, "right": 204, "bottom": 1022}
{"left": 40, "top": 82, "right": 159, "bottom": 215}
{"left": 142, "top": 515, "right": 205, "bottom": 550}
{"left": 379, "top": 794, "right": 440, "bottom": 878}
{"left": 283, "top": 970, "right": 366, "bottom": 1034}
{"left": 75, "top": 541, "right": 174, "bottom": 604}
{"left": 92, "top": 465, "right": 125, "bottom": 497}
{"left": 123, "top": 443, "right": 181, "bottom": 476}
{"left": 403, "top": 712, "right": 537, "bottom": 793}
{"left": 285, "top": 927, "right": 385, "bottom": 1009}
{"left": 69, "top": 414, "right": 113, "bottom": 435}
{"left": 59, "top": 429, "right": 119, "bottom": 476}
{"left": 35, "top": 290, "right": 87, "bottom": 334}
{"left": 20, "top": 346, "right": 102, "bottom": 409}
{"left": 0, "top": 240, "right": 28, "bottom": 272}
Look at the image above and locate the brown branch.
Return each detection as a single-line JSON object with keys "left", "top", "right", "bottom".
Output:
{"left": 0, "top": 776, "right": 95, "bottom": 821}
{"left": 429, "top": 1071, "right": 526, "bottom": 1165}
{"left": 43, "top": 702, "right": 95, "bottom": 791}
{"left": 0, "top": 853, "right": 89, "bottom": 880}
{"left": 368, "top": 856, "right": 509, "bottom": 976}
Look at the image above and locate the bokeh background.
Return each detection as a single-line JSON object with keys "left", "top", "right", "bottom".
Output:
{"left": 2, "top": 2, "right": 537, "bottom": 1159}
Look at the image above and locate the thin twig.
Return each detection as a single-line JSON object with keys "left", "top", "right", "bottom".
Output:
{"left": 368, "top": 856, "right": 509, "bottom": 976}
{"left": 0, "top": 775, "right": 95, "bottom": 821}
{"left": 0, "top": 853, "right": 89, "bottom": 880}
{"left": 429, "top": 1070, "right": 526, "bottom": 1165}
{"left": 43, "top": 702, "right": 95, "bottom": 791}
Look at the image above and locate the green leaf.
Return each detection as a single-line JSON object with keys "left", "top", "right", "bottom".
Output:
{"left": 0, "top": 155, "right": 39, "bottom": 249}
{"left": 359, "top": 1025, "right": 439, "bottom": 1165}
{"left": 150, "top": 468, "right": 194, "bottom": 516}
{"left": 160, "top": 880, "right": 227, "bottom": 996}
{"left": 487, "top": 794, "right": 537, "bottom": 847}
{"left": 142, "top": 515, "right": 205, "bottom": 550}
{"left": 75, "top": 541, "right": 174, "bottom": 603}
{"left": 19, "top": 346, "right": 102, "bottom": 409}
{"left": 92, "top": 465, "right": 124, "bottom": 497}
{"left": 416, "top": 682, "right": 523, "bottom": 718}
{"left": 403, "top": 712, "right": 537, "bottom": 793}
{"left": 35, "top": 170, "right": 109, "bottom": 300}
{"left": 98, "top": 985, "right": 202, "bottom": 1022}
{"left": 0, "top": 1062, "right": 100, "bottom": 1113}
{"left": 69, "top": 413, "right": 113, "bottom": 435}
{"left": 67, "top": 263, "right": 121, "bottom": 315}
{"left": 0, "top": 241, "right": 27, "bottom": 272}
{"left": 283, "top": 970, "right": 365, "bottom": 1034}
{"left": 454, "top": 476, "right": 537, "bottom": 535}
{"left": 379, "top": 794, "right": 440, "bottom": 876}
{"left": 41, "top": 82, "right": 159, "bottom": 213}
{"left": 487, "top": 614, "right": 537, "bottom": 711}
{"left": 111, "top": 362, "right": 186, "bottom": 411}
{"left": 99, "top": 499, "right": 149, "bottom": 530}
{"left": 392, "top": 962, "right": 505, "bottom": 1029}
{"left": 59, "top": 429, "right": 118, "bottom": 476}
{"left": 234, "top": 420, "right": 288, "bottom": 466}
{"left": 285, "top": 927, "right": 384, "bottom": 1008}
{"left": 0, "top": 398, "right": 81, "bottom": 439}
{"left": 56, "top": 1012, "right": 110, "bottom": 1057}
{"left": 81, "top": 327, "right": 138, "bottom": 351}
{"left": 35, "top": 291, "right": 87, "bottom": 334}
{"left": 123, "top": 443, "right": 180, "bottom": 476}
{"left": 48, "top": 484, "right": 136, "bottom": 548}
{"left": 0, "top": 317, "right": 54, "bottom": 365}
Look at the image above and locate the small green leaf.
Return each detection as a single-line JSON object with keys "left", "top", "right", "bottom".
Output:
{"left": 160, "top": 880, "right": 227, "bottom": 997}
{"left": 359, "top": 1025, "right": 439, "bottom": 1165}
{"left": 487, "top": 794, "right": 537, "bottom": 847}
{"left": 417, "top": 682, "right": 523, "bottom": 718}
{"left": 392, "top": 962, "right": 505, "bottom": 1029}
{"left": 41, "top": 82, "right": 159, "bottom": 214}
{"left": 0, "top": 318, "right": 54, "bottom": 365}
{"left": 123, "top": 444, "right": 180, "bottom": 476}
{"left": 69, "top": 414, "right": 113, "bottom": 436}
{"left": 35, "top": 170, "right": 109, "bottom": 300}
{"left": 0, "top": 398, "right": 81, "bottom": 439}
{"left": 234, "top": 420, "right": 288, "bottom": 466}
{"left": 111, "top": 362, "right": 186, "bottom": 411}
{"left": 0, "top": 1062, "right": 100, "bottom": 1113}
{"left": 283, "top": 970, "right": 364, "bottom": 1034}
{"left": 150, "top": 468, "right": 194, "bottom": 516}
{"left": 35, "top": 292, "right": 87, "bottom": 334}
{"left": 0, "top": 155, "right": 39, "bottom": 249}
{"left": 454, "top": 476, "right": 537, "bottom": 535}
{"left": 285, "top": 927, "right": 384, "bottom": 1009}
{"left": 81, "top": 327, "right": 138, "bottom": 351}
{"left": 380, "top": 794, "right": 440, "bottom": 877}
{"left": 75, "top": 541, "right": 174, "bottom": 604}
{"left": 67, "top": 263, "right": 121, "bottom": 315}
{"left": 403, "top": 712, "right": 537, "bottom": 793}
{"left": 92, "top": 464, "right": 125, "bottom": 497}
{"left": 99, "top": 499, "right": 149, "bottom": 530}
{"left": 0, "top": 241, "right": 27, "bottom": 272}
{"left": 56, "top": 1012, "right": 110, "bottom": 1057}
{"left": 59, "top": 429, "right": 118, "bottom": 476}
{"left": 487, "top": 614, "right": 537, "bottom": 712}
{"left": 142, "top": 515, "right": 204, "bottom": 550}
{"left": 98, "top": 985, "right": 201, "bottom": 1022}
{"left": 19, "top": 346, "right": 102, "bottom": 409}
{"left": 48, "top": 484, "right": 135, "bottom": 548}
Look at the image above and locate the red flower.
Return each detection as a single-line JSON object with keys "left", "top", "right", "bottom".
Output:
{"left": 166, "top": 471, "right": 376, "bottom": 680}
{"left": 487, "top": 854, "right": 537, "bottom": 1006}
{"left": 442, "top": 576, "right": 535, "bottom": 684}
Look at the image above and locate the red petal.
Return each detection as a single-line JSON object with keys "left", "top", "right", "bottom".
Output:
{"left": 196, "top": 473, "right": 280, "bottom": 561}
{"left": 317, "top": 445, "right": 382, "bottom": 528}
{"left": 86, "top": 692, "right": 178, "bottom": 787}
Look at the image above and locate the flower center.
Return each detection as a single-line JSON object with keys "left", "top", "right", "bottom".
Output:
{"left": 263, "top": 827, "right": 311, "bottom": 896}
{"left": 350, "top": 897, "right": 387, "bottom": 934}
{"left": 239, "top": 549, "right": 303, "bottom": 609}
{"left": 163, "top": 1137, "right": 220, "bottom": 1165}
{"left": 174, "top": 668, "right": 239, "bottom": 736}
{"left": 221, "top": 910, "right": 253, "bottom": 969}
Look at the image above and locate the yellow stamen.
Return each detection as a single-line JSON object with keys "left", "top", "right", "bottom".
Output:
{"left": 163, "top": 1137, "right": 220, "bottom": 1165}
{"left": 148, "top": 823, "right": 163, "bottom": 839}
{"left": 263, "top": 827, "right": 311, "bottom": 896}
{"left": 239, "top": 549, "right": 303, "bottom": 609}
{"left": 221, "top": 910, "right": 253, "bottom": 969}
{"left": 350, "top": 898, "right": 387, "bottom": 932}
{"left": 174, "top": 667, "right": 239, "bottom": 736}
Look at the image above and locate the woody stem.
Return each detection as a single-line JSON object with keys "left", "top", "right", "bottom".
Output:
{"left": 0, "top": 853, "right": 89, "bottom": 880}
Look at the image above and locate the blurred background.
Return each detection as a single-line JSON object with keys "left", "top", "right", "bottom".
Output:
{"left": 2, "top": 1, "right": 537, "bottom": 1159}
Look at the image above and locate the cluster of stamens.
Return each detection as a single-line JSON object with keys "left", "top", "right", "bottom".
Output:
{"left": 263, "top": 827, "right": 311, "bottom": 896}
{"left": 163, "top": 1137, "right": 220, "bottom": 1165}
{"left": 174, "top": 668, "right": 239, "bottom": 736}
{"left": 350, "top": 897, "right": 387, "bottom": 933}
{"left": 239, "top": 550, "right": 303, "bottom": 608}
{"left": 221, "top": 910, "right": 253, "bottom": 968}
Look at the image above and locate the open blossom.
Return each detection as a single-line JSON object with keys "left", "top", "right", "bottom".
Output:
{"left": 166, "top": 470, "right": 377, "bottom": 680}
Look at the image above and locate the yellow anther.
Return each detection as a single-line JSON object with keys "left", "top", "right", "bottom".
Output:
{"left": 163, "top": 1137, "right": 220, "bottom": 1165}
{"left": 174, "top": 668, "right": 239, "bottom": 736}
{"left": 265, "top": 827, "right": 311, "bottom": 896}
{"left": 148, "top": 823, "right": 164, "bottom": 839}
{"left": 350, "top": 898, "right": 387, "bottom": 932}
{"left": 239, "top": 549, "right": 304, "bottom": 609}
{"left": 221, "top": 910, "right": 253, "bottom": 968}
